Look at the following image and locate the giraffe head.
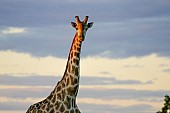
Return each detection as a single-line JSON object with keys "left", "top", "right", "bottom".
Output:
{"left": 71, "top": 16, "right": 93, "bottom": 41}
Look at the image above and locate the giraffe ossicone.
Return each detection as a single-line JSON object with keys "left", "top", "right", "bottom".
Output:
{"left": 26, "top": 16, "right": 93, "bottom": 113}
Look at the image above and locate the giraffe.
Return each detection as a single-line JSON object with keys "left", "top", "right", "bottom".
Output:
{"left": 26, "top": 16, "right": 93, "bottom": 113}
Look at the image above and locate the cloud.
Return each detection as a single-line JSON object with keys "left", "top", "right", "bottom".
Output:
{"left": 78, "top": 88, "right": 170, "bottom": 100}
{"left": 0, "top": 99, "right": 155, "bottom": 113}
{"left": 99, "top": 71, "right": 112, "bottom": 75}
{"left": 0, "top": 88, "right": 165, "bottom": 112}
{"left": 0, "top": 26, "right": 73, "bottom": 57}
{"left": 0, "top": 75, "right": 60, "bottom": 86}
{"left": 0, "top": 0, "right": 170, "bottom": 58}
{"left": 0, "top": 51, "right": 170, "bottom": 90}
{"left": 0, "top": 0, "right": 170, "bottom": 27}
{"left": 0, "top": 75, "right": 153, "bottom": 86}
{"left": 81, "top": 76, "right": 153, "bottom": 85}
{"left": 123, "top": 64, "right": 144, "bottom": 68}
{"left": 0, "top": 16, "right": 170, "bottom": 58}
{"left": 0, "top": 75, "right": 168, "bottom": 100}
{"left": 0, "top": 75, "right": 166, "bottom": 113}
{"left": 162, "top": 69, "right": 170, "bottom": 73}
{"left": 0, "top": 101, "right": 28, "bottom": 110}
{"left": 79, "top": 103, "right": 155, "bottom": 113}
{"left": 1, "top": 27, "right": 27, "bottom": 34}
{"left": 88, "top": 17, "right": 170, "bottom": 58}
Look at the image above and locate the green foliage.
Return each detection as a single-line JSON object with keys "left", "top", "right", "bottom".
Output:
{"left": 157, "top": 95, "right": 170, "bottom": 113}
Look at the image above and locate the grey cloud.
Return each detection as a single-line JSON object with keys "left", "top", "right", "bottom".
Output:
{"left": 123, "top": 64, "right": 144, "bottom": 68}
{"left": 79, "top": 103, "right": 154, "bottom": 113}
{"left": 85, "top": 17, "right": 170, "bottom": 58}
{"left": 0, "top": 75, "right": 167, "bottom": 113}
{"left": 162, "top": 69, "right": 170, "bottom": 73}
{"left": 1, "top": 16, "right": 169, "bottom": 58}
{"left": 0, "top": 75, "right": 153, "bottom": 86}
{"left": 0, "top": 101, "right": 28, "bottom": 111}
{"left": 0, "top": 0, "right": 169, "bottom": 27}
{"left": 0, "top": 1, "right": 170, "bottom": 58}
{"left": 81, "top": 76, "right": 153, "bottom": 85}
{"left": 0, "top": 25, "right": 74, "bottom": 57}
{"left": 0, "top": 1, "right": 70, "bottom": 27}
{"left": 99, "top": 71, "right": 112, "bottom": 75}
{"left": 0, "top": 101, "right": 154, "bottom": 113}
{"left": 0, "top": 75, "right": 60, "bottom": 86}
{"left": 78, "top": 88, "right": 170, "bottom": 101}
{"left": 159, "top": 64, "right": 170, "bottom": 67}
{"left": 0, "top": 75, "right": 168, "bottom": 101}
{"left": 0, "top": 87, "right": 51, "bottom": 98}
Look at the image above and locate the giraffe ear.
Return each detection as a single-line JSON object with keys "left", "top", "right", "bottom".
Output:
{"left": 71, "top": 22, "right": 77, "bottom": 28}
{"left": 87, "top": 22, "right": 93, "bottom": 28}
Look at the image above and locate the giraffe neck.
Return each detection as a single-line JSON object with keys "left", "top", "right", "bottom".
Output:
{"left": 58, "top": 33, "right": 83, "bottom": 97}
{"left": 67, "top": 32, "right": 82, "bottom": 73}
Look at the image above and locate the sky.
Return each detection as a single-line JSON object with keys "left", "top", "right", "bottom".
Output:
{"left": 0, "top": 0, "right": 170, "bottom": 113}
